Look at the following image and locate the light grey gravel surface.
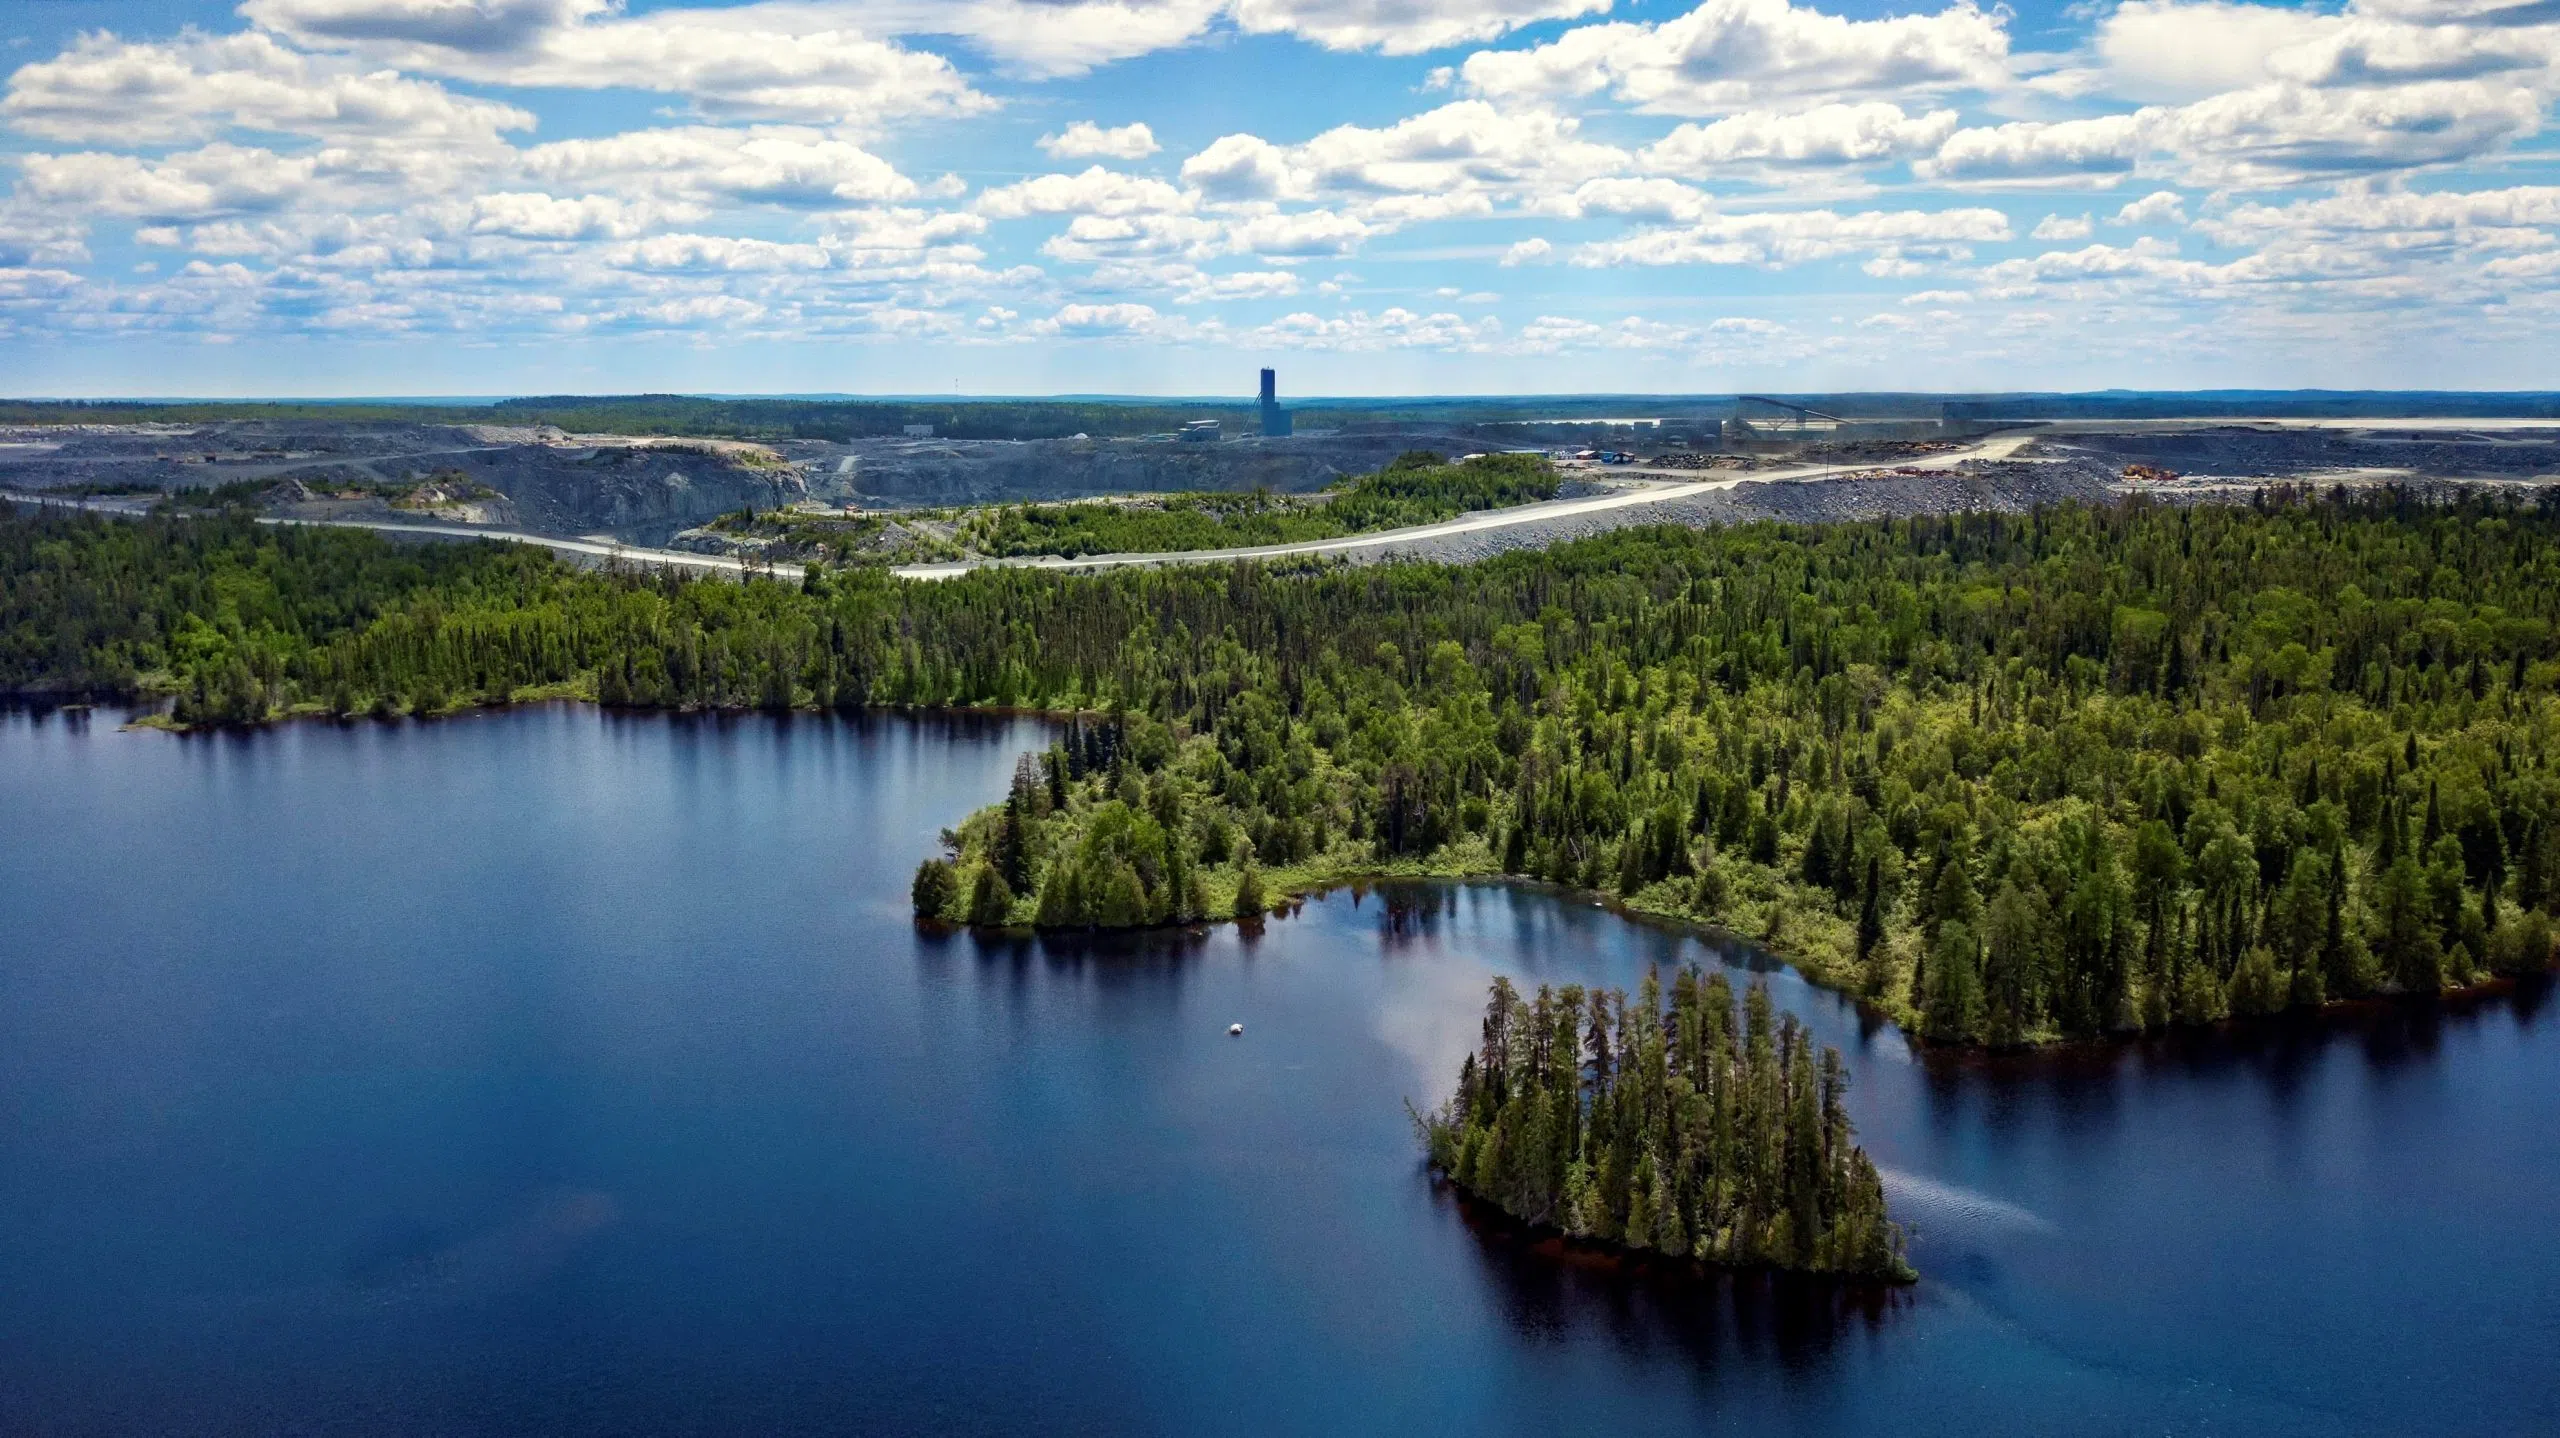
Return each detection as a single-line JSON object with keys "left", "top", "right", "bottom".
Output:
{"left": 1360, "top": 460, "right": 2115, "bottom": 565}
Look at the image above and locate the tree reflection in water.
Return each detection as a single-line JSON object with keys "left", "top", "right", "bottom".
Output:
{"left": 1437, "top": 1174, "right": 1905, "bottom": 1372}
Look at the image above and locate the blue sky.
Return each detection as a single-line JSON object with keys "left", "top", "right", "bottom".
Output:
{"left": 3, "top": 0, "right": 2558, "bottom": 396}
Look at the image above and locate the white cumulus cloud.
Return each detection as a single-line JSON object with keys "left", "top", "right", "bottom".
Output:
{"left": 20, "top": 144, "right": 321, "bottom": 222}
{"left": 1460, "top": 0, "right": 2012, "bottom": 116}
{"left": 1918, "top": 115, "right": 2143, "bottom": 185}
{"left": 1570, "top": 205, "right": 2011, "bottom": 267}
{"left": 1639, "top": 103, "right": 1961, "bottom": 174}
{"left": 976, "top": 167, "right": 1193, "bottom": 218}
{"left": 1182, "top": 102, "right": 1626, "bottom": 208}
{"left": 2, "top": 29, "right": 533, "bottom": 147}
{"left": 522, "top": 126, "right": 919, "bottom": 208}
{"left": 1229, "top": 0, "right": 1613, "bottom": 55}
{"left": 243, "top": 0, "right": 989, "bottom": 125}
{"left": 471, "top": 191, "right": 702, "bottom": 240}
{"left": 1039, "top": 121, "right": 1161, "bottom": 160}
{"left": 1036, "top": 300, "right": 1164, "bottom": 335}
{"left": 2114, "top": 190, "right": 2190, "bottom": 226}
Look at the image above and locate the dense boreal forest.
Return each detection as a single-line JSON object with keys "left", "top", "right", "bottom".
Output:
{"left": 12, "top": 486, "right": 2560, "bottom": 1046}
{"left": 1418, "top": 971, "right": 1910, "bottom": 1281}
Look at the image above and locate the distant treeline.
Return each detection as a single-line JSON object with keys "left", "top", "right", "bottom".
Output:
{"left": 489, "top": 395, "right": 1733, "bottom": 438}
{"left": 14, "top": 487, "right": 2560, "bottom": 1048}
{"left": 0, "top": 400, "right": 485, "bottom": 426}
{"left": 0, "top": 395, "right": 1253, "bottom": 441}
{"left": 14, "top": 393, "right": 2560, "bottom": 438}
{"left": 1946, "top": 392, "right": 2560, "bottom": 421}
{"left": 491, "top": 395, "right": 1248, "bottom": 440}
{"left": 0, "top": 394, "right": 1723, "bottom": 442}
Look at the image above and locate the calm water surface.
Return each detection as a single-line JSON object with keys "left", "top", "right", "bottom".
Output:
{"left": 2, "top": 706, "right": 2555, "bottom": 1436}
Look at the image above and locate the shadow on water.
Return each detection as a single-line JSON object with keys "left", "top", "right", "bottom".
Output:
{"left": 1911, "top": 968, "right": 2559, "bottom": 1098}
{"left": 1433, "top": 1172, "right": 1902, "bottom": 1374}
{"left": 1, "top": 699, "right": 100, "bottom": 731}
{"left": 595, "top": 700, "right": 1048, "bottom": 746}
{"left": 959, "top": 922, "right": 1217, "bottom": 972}
{"left": 1344, "top": 880, "right": 1466, "bottom": 951}
{"left": 916, "top": 919, "right": 1228, "bottom": 1020}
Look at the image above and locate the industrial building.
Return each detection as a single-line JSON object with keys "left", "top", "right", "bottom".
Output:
{"left": 1259, "top": 368, "right": 1292, "bottom": 437}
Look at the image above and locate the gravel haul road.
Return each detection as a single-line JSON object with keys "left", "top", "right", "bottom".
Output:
{"left": 886, "top": 434, "right": 2043, "bottom": 579}
{"left": 8, "top": 436, "right": 2040, "bottom": 583}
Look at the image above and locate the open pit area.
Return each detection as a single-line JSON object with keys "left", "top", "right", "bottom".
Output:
{"left": 0, "top": 418, "right": 1474, "bottom": 545}
{"left": 1214, "top": 420, "right": 2560, "bottom": 567}
{"left": 0, "top": 420, "right": 811, "bottom": 546}
{"left": 5, "top": 413, "right": 2559, "bottom": 561}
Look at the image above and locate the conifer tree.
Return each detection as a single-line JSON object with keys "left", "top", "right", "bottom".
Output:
{"left": 967, "top": 864, "right": 1013, "bottom": 926}
{"left": 911, "top": 858, "right": 957, "bottom": 919}
{"left": 1856, "top": 856, "right": 1886, "bottom": 974}
{"left": 1420, "top": 968, "right": 1912, "bottom": 1282}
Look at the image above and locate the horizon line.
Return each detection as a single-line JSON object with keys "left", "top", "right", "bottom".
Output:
{"left": 12, "top": 387, "right": 2560, "bottom": 406}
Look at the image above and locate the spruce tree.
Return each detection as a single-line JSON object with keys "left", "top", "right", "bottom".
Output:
{"left": 911, "top": 858, "right": 957, "bottom": 919}
{"left": 967, "top": 864, "right": 1013, "bottom": 926}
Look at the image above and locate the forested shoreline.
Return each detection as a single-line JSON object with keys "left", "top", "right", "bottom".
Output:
{"left": 12, "top": 487, "right": 2560, "bottom": 1046}
{"left": 1418, "top": 971, "right": 1911, "bottom": 1282}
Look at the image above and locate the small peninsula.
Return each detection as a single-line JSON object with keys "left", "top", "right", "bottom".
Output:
{"left": 1417, "top": 970, "right": 1913, "bottom": 1283}
{"left": 10, "top": 487, "right": 2560, "bottom": 1053}
{"left": 910, "top": 491, "right": 2560, "bottom": 1049}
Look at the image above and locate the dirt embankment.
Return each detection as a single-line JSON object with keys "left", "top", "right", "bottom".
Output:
{"left": 0, "top": 420, "right": 1489, "bottom": 542}
{"left": 400, "top": 444, "right": 804, "bottom": 542}
{"left": 0, "top": 420, "right": 811, "bottom": 545}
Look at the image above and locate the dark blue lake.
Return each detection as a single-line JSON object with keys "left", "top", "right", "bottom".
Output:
{"left": 2, "top": 706, "right": 2556, "bottom": 1435}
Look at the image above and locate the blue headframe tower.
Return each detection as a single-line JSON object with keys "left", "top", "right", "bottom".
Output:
{"left": 1259, "top": 368, "right": 1291, "bottom": 437}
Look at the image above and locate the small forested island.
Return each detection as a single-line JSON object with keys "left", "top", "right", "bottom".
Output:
{"left": 1416, "top": 971, "right": 1912, "bottom": 1283}
{"left": 13, "top": 487, "right": 2560, "bottom": 1048}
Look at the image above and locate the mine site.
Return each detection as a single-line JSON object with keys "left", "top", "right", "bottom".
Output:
{"left": 7, "top": 391, "right": 2560, "bottom": 575}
